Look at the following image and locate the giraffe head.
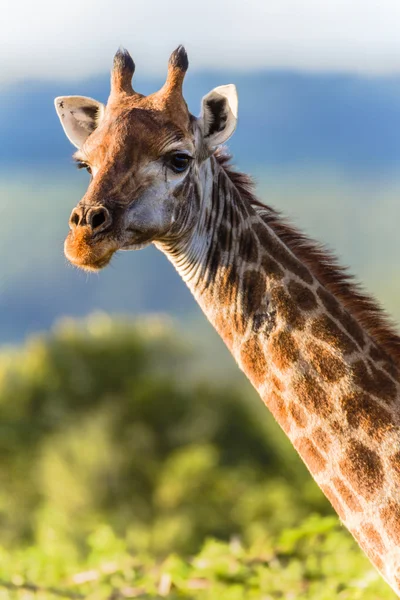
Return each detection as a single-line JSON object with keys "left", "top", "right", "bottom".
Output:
{"left": 55, "top": 46, "right": 238, "bottom": 271}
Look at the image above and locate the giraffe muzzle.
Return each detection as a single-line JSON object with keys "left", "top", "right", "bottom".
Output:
{"left": 69, "top": 205, "right": 112, "bottom": 234}
{"left": 64, "top": 205, "right": 119, "bottom": 271}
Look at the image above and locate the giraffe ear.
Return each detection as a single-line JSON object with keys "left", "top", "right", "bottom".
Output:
{"left": 199, "top": 84, "right": 238, "bottom": 148}
{"left": 54, "top": 96, "right": 105, "bottom": 149}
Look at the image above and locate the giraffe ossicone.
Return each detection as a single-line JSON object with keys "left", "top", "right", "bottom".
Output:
{"left": 54, "top": 46, "right": 400, "bottom": 597}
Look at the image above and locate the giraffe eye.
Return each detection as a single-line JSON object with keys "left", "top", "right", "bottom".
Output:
{"left": 166, "top": 153, "right": 192, "bottom": 174}
{"left": 76, "top": 161, "right": 92, "bottom": 175}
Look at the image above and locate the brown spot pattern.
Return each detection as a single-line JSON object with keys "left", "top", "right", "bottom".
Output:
{"left": 270, "top": 330, "right": 299, "bottom": 370}
{"left": 330, "top": 419, "right": 345, "bottom": 435}
{"left": 390, "top": 452, "right": 400, "bottom": 486}
{"left": 214, "top": 312, "right": 234, "bottom": 348}
{"left": 369, "top": 345, "right": 387, "bottom": 363}
{"left": 241, "top": 270, "right": 265, "bottom": 317}
{"left": 363, "top": 547, "right": 384, "bottom": 572}
{"left": 382, "top": 360, "right": 399, "bottom": 380}
{"left": 271, "top": 374, "right": 284, "bottom": 392}
{"left": 207, "top": 243, "right": 222, "bottom": 285}
{"left": 311, "top": 314, "right": 357, "bottom": 355}
{"left": 339, "top": 311, "right": 366, "bottom": 349}
{"left": 268, "top": 391, "right": 289, "bottom": 433}
{"left": 332, "top": 477, "right": 362, "bottom": 512}
{"left": 341, "top": 392, "right": 393, "bottom": 439}
{"left": 312, "top": 427, "right": 331, "bottom": 452}
{"left": 288, "top": 280, "right": 318, "bottom": 311}
{"left": 216, "top": 220, "right": 231, "bottom": 252}
{"left": 261, "top": 254, "right": 284, "bottom": 281}
{"left": 292, "top": 372, "right": 332, "bottom": 419}
{"left": 369, "top": 361, "right": 398, "bottom": 399}
{"left": 240, "top": 336, "right": 267, "bottom": 387}
{"left": 288, "top": 402, "right": 308, "bottom": 428}
{"left": 317, "top": 286, "right": 342, "bottom": 320}
{"left": 307, "top": 342, "right": 347, "bottom": 382}
{"left": 270, "top": 286, "right": 305, "bottom": 329}
{"left": 233, "top": 311, "right": 247, "bottom": 337}
{"left": 340, "top": 440, "right": 384, "bottom": 500}
{"left": 380, "top": 501, "right": 400, "bottom": 546}
{"left": 253, "top": 223, "right": 313, "bottom": 284}
{"left": 215, "top": 265, "right": 238, "bottom": 307}
{"left": 360, "top": 524, "right": 385, "bottom": 554}
{"left": 221, "top": 153, "right": 400, "bottom": 368}
{"left": 295, "top": 437, "right": 327, "bottom": 474}
{"left": 369, "top": 344, "right": 400, "bottom": 379}
{"left": 352, "top": 360, "right": 397, "bottom": 403}
{"left": 238, "top": 229, "right": 259, "bottom": 265}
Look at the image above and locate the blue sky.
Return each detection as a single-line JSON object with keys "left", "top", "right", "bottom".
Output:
{"left": 2, "top": 0, "right": 400, "bottom": 85}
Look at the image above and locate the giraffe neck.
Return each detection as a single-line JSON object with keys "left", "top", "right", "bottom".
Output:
{"left": 158, "top": 156, "right": 400, "bottom": 596}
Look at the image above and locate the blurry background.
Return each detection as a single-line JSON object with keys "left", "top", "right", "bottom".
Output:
{"left": 0, "top": 1, "right": 400, "bottom": 597}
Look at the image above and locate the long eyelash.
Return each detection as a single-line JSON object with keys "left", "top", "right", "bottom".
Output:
{"left": 164, "top": 154, "right": 193, "bottom": 170}
{"left": 75, "top": 161, "right": 89, "bottom": 170}
{"left": 73, "top": 158, "right": 92, "bottom": 175}
{"left": 169, "top": 153, "right": 194, "bottom": 161}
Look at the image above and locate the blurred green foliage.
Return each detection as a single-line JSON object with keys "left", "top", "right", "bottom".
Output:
{"left": 0, "top": 314, "right": 396, "bottom": 598}
{"left": 0, "top": 516, "right": 395, "bottom": 599}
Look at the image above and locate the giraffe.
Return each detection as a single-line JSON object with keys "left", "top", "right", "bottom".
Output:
{"left": 54, "top": 46, "right": 400, "bottom": 595}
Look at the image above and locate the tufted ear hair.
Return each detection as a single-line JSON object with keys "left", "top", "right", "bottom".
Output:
{"left": 54, "top": 96, "right": 105, "bottom": 148}
{"left": 199, "top": 84, "right": 238, "bottom": 148}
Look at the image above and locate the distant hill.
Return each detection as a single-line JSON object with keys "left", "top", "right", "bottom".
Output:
{"left": 1, "top": 70, "right": 400, "bottom": 172}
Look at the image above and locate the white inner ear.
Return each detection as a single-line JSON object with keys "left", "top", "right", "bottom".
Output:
{"left": 54, "top": 96, "right": 105, "bottom": 149}
{"left": 200, "top": 84, "right": 238, "bottom": 148}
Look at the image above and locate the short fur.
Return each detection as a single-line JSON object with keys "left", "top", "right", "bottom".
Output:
{"left": 215, "top": 150, "right": 400, "bottom": 366}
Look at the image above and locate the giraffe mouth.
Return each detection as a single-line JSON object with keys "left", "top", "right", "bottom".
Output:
{"left": 64, "top": 212, "right": 163, "bottom": 271}
{"left": 64, "top": 228, "right": 119, "bottom": 272}
{"left": 66, "top": 248, "right": 116, "bottom": 271}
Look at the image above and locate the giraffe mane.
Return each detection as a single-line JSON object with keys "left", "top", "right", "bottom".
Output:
{"left": 215, "top": 149, "right": 400, "bottom": 366}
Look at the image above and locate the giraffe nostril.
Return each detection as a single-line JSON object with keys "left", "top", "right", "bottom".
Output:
{"left": 91, "top": 211, "right": 106, "bottom": 230}
{"left": 87, "top": 207, "right": 111, "bottom": 232}
{"left": 69, "top": 209, "right": 81, "bottom": 229}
